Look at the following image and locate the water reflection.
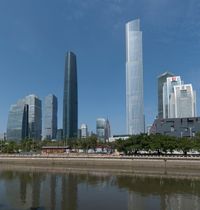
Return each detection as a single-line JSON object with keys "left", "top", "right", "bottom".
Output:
{"left": 0, "top": 169, "right": 200, "bottom": 210}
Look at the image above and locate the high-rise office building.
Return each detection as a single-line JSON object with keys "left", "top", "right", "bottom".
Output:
{"left": 126, "top": 19, "right": 144, "bottom": 135}
{"left": 96, "top": 118, "right": 106, "bottom": 142}
{"left": 63, "top": 51, "right": 78, "bottom": 140}
{"left": 56, "top": 129, "right": 63, "bottom": 141}
{"left": 80, "top": 124, "right": 88, "bottom": 138}
{"left": 43, "top": 94, "right": 57, "bottom": 140}
{"left": 173, "top": 84, "right": 196, "bottom": 118}
{"left": 25, "top": 94, "right": 42, "bottom": 140}
{"left": 163, "top": 76, "right": 182, "bottom": 118}
{"left": 96, "top": 118, "right": 111, "bottom": 142}
{"left": 163, "top": 76, "right": 196, "bottom": 118}
{"left": 7, "top": 100, "right": 29, "bottom": 141}
{"left": 7, "top": 94, "right": 41, "bottom": 141}
{"left": 157, "top": 72, "right": 174, "bottom": 118}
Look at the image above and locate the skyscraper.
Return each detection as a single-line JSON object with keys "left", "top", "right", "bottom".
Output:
{"left": 96, "top": 118, "right": 106, "bottom": 142}
{"left": 43, "top": 94, "right": 57, "bottom": 140}
{"left": 7, "top": 94, "right": 41, "bottom": 141}
{"left": 96, "top": 118, "right": 111, "bottom": 142}
{"left": 25, "top": 94, "right": 42, "bottom": 140}
{"left": 163, "top": 76, "right": 182, "bottom": 118}
{"left": 7, "top": 100, "right": 29, "bottom": 141}
{"left": 63, "top": 52, "right": 78, "bottom": 139}
{"left": 157, "top": 72, "right": 174, "bottom": 118}
{"left": 173, "top": 84, "right": 196, "bottom": 118}
{"left": 162, "top": 76, "right": 196, "bottom": 118}
{"left": 126, "top": 19, "right": 144, "bottom": 135}
{"left": 80, "top": 124, "right": 88, "bottom": 138}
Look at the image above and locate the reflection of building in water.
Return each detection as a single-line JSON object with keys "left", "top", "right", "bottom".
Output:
{"left": 128, "top": 189, "right": 200, "bottom": 210}
{"left": 50, "top": 175, "right": 56, "bottom": 210}
{"left": 128, "top": 191, "right": 160, "bottom": 210}
{"left": 165, "top": 194, "right": 200, "bottom": 210}
{"left": 31, "top": 173, "right": 42, "bottom": 209}
{"left": 61, "top": 173, "right": 77, "bottom": 210}
{"left": 19, "top": 173, "right": 28, "bottom": 204}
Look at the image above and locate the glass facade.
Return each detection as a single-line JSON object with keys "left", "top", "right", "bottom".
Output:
{"left": 25, "top": 95, "right": 42, "bottom": 141}
{"left": 63, "top": 52, "right": 78, "bottom": 139}
{"left": 96, "top": 118, "right": 106, "bottom": 142}
{"left": 43, "top": 94, "right": 57, "bottom": 140}
{"left": 126, "top": 19, "right": 144, "bottom": 135}
{"left": 80, "top": 124, "right": 88, "bottom": 138}
{"left": 157, "top": 72, "right": 174, "bottom": 118}
{"left": 96, "top": 118, "right": 111, "bottom": 142}
{"left": 7, "top": 100, "right": 29, "bottom": 141}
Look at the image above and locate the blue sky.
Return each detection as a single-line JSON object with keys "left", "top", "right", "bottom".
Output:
{"left": 0, "top": 0, "right": 200, "bottom": 135}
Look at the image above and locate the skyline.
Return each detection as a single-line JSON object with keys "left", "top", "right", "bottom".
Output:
{"left": 1, "top": 0, "right": 200, "bottom": 134}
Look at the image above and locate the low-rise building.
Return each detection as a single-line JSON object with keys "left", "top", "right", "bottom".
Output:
{"left": 150, "top": 117, "right": 200, "bottom": 137}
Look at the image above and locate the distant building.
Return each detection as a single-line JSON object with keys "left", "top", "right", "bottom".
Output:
{"left": 41, "top": 146, "right": 69, "bottom": 154}
{"left": 80, "top": 124, "right": 88, "bottom": 138}
{"left": 173, "top": 84, "right": 196, "bottom": 118}
{"left": 43, "top": 94, "right": 57, "bottom": 140}
{"left": 56, "top": 129, "right": 63, "bottom": 141}
{"left": 63, "top": 51, "right": 78, "bottom": 140}
{"left": 163, "top": 76, "right": 182, "bottom": 118}
{"left": 7, "top": 100, "right": 29, "bottom": 141}
{"left": 126, "top": 19, "right": 144, "bottom": 135}
{"left": 105, "top": 119, "right": 111, "bottom": 141}
{"left": 7, "top": 94, "right": 42, "bottom": 141}
{"left": 157, "top": 72, "right": 174, "bottom": 118}
{"left": 109, "top": 135, "right": 130, "bottom": 142}
{"left": 163, "top": 76, "right": 196, "bottom": 118}
{"left": 150, "top": 117, "right": 200, "bottom": 137}
{"left": 96, "top": 118, "right": 111, "bottom": 142}
{"left": 25, "top": 95, "right": 42, "bottom": 140}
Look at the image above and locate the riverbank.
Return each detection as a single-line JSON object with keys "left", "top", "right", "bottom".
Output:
{"left": 1, "top": 154, "right": 200, "bottom": 176}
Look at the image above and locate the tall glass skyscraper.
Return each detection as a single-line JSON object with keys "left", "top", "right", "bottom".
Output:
{"left": 7, "top": 100, "right": 29, "bottom": 141}
{"left": 43, "top": 94, "right": 57, "bottom": 140}
{"left": 7, "top": 94, "right": 41, "bottom": 141}
{"left": 63, "top": 52, "right": 78, "bottom": 139}
{"left": 96, "top": 118, "right": 111, "bottom": 142}
{"left": 157, "top": 72, "right": 174, "bottom": 118}
{"left": 25, "top": 94, "right": 42, "bottom": 141}
{"left": 126, "top": 19, "right": 144, "bottom": 135}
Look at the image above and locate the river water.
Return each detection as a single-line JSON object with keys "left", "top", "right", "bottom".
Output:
{"left": 0, "top": 168, "right": 200, "bottom": 210}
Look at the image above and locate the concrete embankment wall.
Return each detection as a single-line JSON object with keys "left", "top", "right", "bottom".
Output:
{"left": 0, "top": 156, "right": 200, "bottom": 170}
{"left": 1, "top": 156, "right": 200, "bottom": 178}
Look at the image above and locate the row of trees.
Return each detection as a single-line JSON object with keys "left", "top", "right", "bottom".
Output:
{"left": 115, "top": 134, "right": 200, "bottom": 155}
{"left": 1, "top": 134, "right": 200, "bottom": 155}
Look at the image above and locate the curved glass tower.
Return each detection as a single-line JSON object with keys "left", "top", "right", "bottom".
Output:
{"left": 63, "top": 51, "right": 78, "bottom": 139}
{"left": 126, "top": 19, "right": 144, "bottom": 135}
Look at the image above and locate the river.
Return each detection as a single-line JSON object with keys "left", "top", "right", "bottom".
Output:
{"left": 0, "top": 167, "right": 200, "bottom": 210}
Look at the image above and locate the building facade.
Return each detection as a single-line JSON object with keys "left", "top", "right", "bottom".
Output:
{"left": 173, "top": 84, "right": 196, "bottom": 118}
{"left": 7, "top": 100, "right": 29, "bottom": 141}
{"left": 96, "top": 118, "right": 111, "bottom": 142}
{"left": 25, "top": 95, "right": 42, "bottom": 140}
{"left": 80, "top": 124, "right": 88, "bottom": 138}
{"left": 163, "top": 76, "right": 182, "bottom": 118}
{"left": 43, "top": 94, "right": 57, "bottom": 140}
{"left": 63, "top": 51, "right": 78, "bottom": 140}
{"left": 126, "top": 19, "right": 144, "bottom": 135}
{"left": 157, "top": 72, "right": 174, "bottom": 118}
{"left": 163, "top": 76, "right": 196, "bottom": 119}
{"left": 150, "top": 117, "right": 200, "bottom": 138}
{"left": 56, "top": 129, "right": 63, "bottom": 141}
